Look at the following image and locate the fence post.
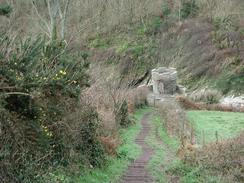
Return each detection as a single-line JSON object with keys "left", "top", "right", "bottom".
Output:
{"left": 202, "top": 130, "right": 205, "bottom": 146}
{"left": 215, "top": 131, "right": 219, "bottom": 144}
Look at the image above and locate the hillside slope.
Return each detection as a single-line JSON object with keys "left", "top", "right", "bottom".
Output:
{"left": 87, "top": 1, "right": 244, "bottom": 94}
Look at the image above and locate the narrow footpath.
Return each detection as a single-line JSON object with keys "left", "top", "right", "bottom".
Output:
{"left": 120, "top": 113, "right": 154, "bottom": 183}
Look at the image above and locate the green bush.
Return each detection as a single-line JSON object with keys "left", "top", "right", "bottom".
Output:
{"left": 180, "top": 0, "right": 199, "bottom": 19}
{"left": 0, "top": 4, "right": 12, "bottom": 16}
{"left": 162, "top": 3, "right": 171, "bottom": 18}
{"left": 79, "top": 106, "right": 105, "bottom": 167}
{"left": 213, "top": 16, "right": 238, "bottom": 32}
{"left": 168, "top": 161, "right": 223, "bottom": 183}
{"left": 217, "top": 73, "right": 244, "bottom": 94}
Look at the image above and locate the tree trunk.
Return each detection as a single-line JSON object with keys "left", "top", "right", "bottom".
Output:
{"left": 47, "top": 0, "right": 59, "bottom": 41}
{"left": 59, "top": 0, "right": 70, "bottom": 40}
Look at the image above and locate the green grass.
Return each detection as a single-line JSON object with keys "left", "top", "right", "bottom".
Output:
{"left": 146, "top": 115, "right": 166, "bottom": 183}
{"left": 168, "top": 160, "right": 224, "bottom": 183}
{"left": 147, "top": 114, "right": 179, "bottom": 183}
{"left": 154, "top": 116, "right": 179, "bottom": 151}
{"left": 187, "top": 110, "right": 244, "bottom": 144}
{"left": 42, "top": 108, "right": 151, "bottom": 183}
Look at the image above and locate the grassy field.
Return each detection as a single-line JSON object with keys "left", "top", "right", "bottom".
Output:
{"left": 187, "top": 111, "right": 244, "bottom": 144}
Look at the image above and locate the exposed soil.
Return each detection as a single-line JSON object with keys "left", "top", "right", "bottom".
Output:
{"left": 120, "top": 113, "right": 154, "bottom": 183}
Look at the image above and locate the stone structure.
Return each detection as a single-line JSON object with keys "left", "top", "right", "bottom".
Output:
{"left": 151, "top": 67, "right": 177, "bottom": 95}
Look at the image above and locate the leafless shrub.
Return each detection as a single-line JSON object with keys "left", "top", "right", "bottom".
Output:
{"left": 198, "top": 0, "right": 244, "bottom": 23}
{"left": 190, "top": 89, "right": 222, "bottom": 104}
{"left": 176, "top": 96, "right": 203, "bottom": 110}
{"left": 99, "top": 135, "right": 120, "bottom": 156}
{"left": 177, "top": 96, "right": 244, "bottom": 112}
{"left": 83, "top": 63, "right": 132, "bottom": 132}
{"left": 157, "top": 98, "right": 193, "bottom": 139}
{"left": 0, "top": 0, "right": 166, "bottom": 40}
{"left": 182, "top": 133, "right": 244, "bottom": 183}
{"left": 127, "top": 85, "right": 150, "bottom": 113}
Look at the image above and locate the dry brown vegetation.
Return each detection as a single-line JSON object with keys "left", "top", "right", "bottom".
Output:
{"left": 127, "top": 85, "right": 150, "bottom": 114}
{"left": 157, "top": 98, "right": 195, "bottom": 141}
{"left": 99, "top": 135, "right": 120, "bottom": 156}
{"left": 0, "top": 0, "right": 166, "bottom": 40}
{"left": 181, "top": 133, "right": 244, "bottom": 183}
{"left": 176, "top": 96, "right": 244, "bottom": 112}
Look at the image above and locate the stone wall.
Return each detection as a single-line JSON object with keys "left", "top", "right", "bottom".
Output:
{"left": 151, "top": 67, "right": 177, "bottom": 95}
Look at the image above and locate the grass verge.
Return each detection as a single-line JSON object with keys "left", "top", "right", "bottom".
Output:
{"left": 147, "top": 114, "right": 179, "bottom": 183}
{"left": 168, "top": 160, "right": 224, "bottom": 183}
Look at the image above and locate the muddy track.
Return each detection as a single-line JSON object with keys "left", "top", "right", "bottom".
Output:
{"left": 120, "top": 113, "right": 154, "bottom": 183}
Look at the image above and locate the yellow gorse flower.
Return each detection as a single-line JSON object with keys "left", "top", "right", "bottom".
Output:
{"left": 59, "top": 70, "right": 67, "bottom": 75}
{"left": 41, "top": 125, "right": 53, "bottom": 137}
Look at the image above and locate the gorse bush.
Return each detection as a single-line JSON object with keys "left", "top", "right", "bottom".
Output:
{"left": 79, "top": 106, "right": 105, "bottom": 167}
{"left": 0, "top": 33, "right": 105, "bottom": 182}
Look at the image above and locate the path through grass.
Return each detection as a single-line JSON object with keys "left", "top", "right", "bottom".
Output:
{"left": 78, "top": 108, "right": 153, "bottom": 183}
{"left": 44, "top": 108, "right": 152, "bottom": 183}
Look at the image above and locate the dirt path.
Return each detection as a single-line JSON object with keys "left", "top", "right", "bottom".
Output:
{"left": 120, "top": 111, "right": 180, "bottom": 183}
{"left": 120, "top": 113, "right": 154, "bottom": 183}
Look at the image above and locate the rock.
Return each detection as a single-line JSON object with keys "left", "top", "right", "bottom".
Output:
{"left": 220, "top": 95, "right": 244, "bottom": 110}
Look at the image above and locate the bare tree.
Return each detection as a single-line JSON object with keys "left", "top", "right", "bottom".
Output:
{"left": 32, "top": 0, "right": 70, "bottom": 41}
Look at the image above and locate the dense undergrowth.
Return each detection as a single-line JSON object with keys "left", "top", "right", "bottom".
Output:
{"left": 41, "top": 107, "right": 147, "bottom": 183}
{"left": 168, "top": 133, "right": 244, "bottom": 183}
{"left": 0, "top": 34, "right": 105, "bottom": 182}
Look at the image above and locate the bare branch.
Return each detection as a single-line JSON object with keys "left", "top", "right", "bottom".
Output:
{"left": 4, "top": 92, "right": 34, "bottom": 98}
{"left": 32, "top": 1, "right": 51, "bottom": 36}
{"left": 59, "top": 0, "right": 71, "bottom": 40}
